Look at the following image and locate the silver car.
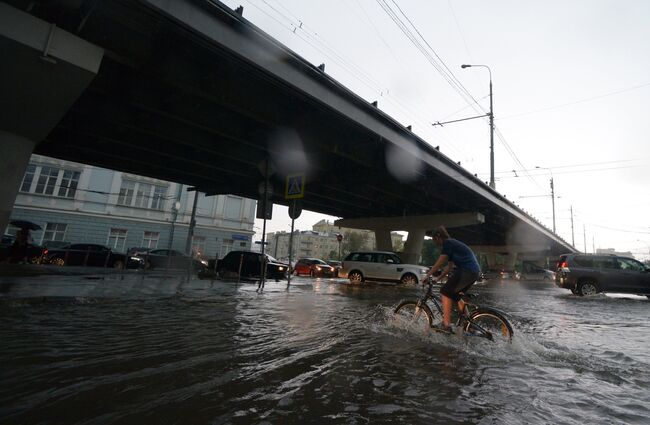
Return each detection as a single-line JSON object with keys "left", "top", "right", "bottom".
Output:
{"left": 340, "top": 251, "right": 429, "bottom": 285}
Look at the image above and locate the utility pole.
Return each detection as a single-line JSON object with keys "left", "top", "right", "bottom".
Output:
{"left": 583, "top": 224, "right": 587, "bottom": 254}
{"left": 460, "top": 64, "right": 494, "bottom": 189}
{"left": 550, "top": 177, "right": 556, "bottom": 233}
{"left": 489, "top": 75, "right": 495, "bottom": 189}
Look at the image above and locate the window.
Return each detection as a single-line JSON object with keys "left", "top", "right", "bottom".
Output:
{"left": 595, "top": 257, "right": 618, "bottom": 269}
{"left": 20, "top": 165, "right": 36, "bottom": 192}
{"left": 107, "top": 228, "right": 127, "bottom": 251}
{"left": 142, "top": 231, "right": 159, "bottom": 249}
{"left": 192, "top": 236, "right": 206, "bottom": 257}
{"left": 151, "top": 185, "right": 166, "bottom": 210}
{"left": 618, "top": 258, "right": 645, "bottom": 272}
{"left": 58, "top": 170, "right": 80, "bottom": 198}
{"left": 34, "top": 166, "right": 59, "bottom": 195}
{"left": 117, "top": 181, "right": 135, "bottom": 205}
{"left": 118, "top": 180, "right": 167, "bottom": 210}
{"left": 20, "top": 165, "right": 81, "bottom": 199}
{"left": 221, "top": 239, "right": 233, "bottom": 258}
{"left": 43, "top": 223, "right": 67, "bottom": 242}
{"left": 225, "top": 197, "right": 242, "bottom": 219}
{"left": 573, "top": 256, "right": 594, "bottom": 267}
{"left": 135, "top": 183, "right": 151, "bottom": 208}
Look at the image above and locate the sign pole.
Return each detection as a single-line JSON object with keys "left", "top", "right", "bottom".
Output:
{"left": 285, "top": 174, "right": 304, "bottom": 289}
{"left": 287, "top": 206, "right": 295, "bottom": 289}
{"left": 258, "top": 163, "right": 269, "bottom": 292}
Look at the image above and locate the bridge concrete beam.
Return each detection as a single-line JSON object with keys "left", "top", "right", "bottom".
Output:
{"left": 335, "top": 212, "right": 485, "bottom": 232}
{"left": 471, "top": 244, "right": 551, "bottom": 255}
{"left": 0, "top": 3, "right": 103, "bottom": 232}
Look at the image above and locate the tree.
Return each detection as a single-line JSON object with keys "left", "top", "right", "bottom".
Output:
{"left": 420, "top": 239, "right": 440, "bottom": 266}
{"left": 342, "top": 231, "right": 365, "bottom": 257}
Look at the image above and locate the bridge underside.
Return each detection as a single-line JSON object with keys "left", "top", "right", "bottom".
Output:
{"left": 2, "top": 0, "right": 575, "bottom": 255}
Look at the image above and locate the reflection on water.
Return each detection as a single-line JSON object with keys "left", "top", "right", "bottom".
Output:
{"left": 1, "top": 275, "right": 649, "bottom": 424}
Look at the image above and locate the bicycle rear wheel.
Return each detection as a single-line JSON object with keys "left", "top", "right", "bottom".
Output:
{"left": 464, "top": 308, "right": 513, "bottom": 343}
{"left": 393, "top": 301, "right": 435, "bottom": 333}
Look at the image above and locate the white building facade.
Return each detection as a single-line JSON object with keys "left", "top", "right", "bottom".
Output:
{"left": 8, "top": 155, "right": 256, "bottom": 259}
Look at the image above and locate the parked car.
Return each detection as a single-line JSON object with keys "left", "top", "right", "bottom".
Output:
{"left": 43, "top": 243, "right": 143, "bottom": 269}
{"left": 0, "top": 234, "right": 46, "bottom": 264}
{"left": 519, "top": 264, "right": 555, "bottom": 281}
{"left": 555, "top": 253, "right": 650, "bottom": 297}
{"left": 482, "top": 268, "right": 519, "bottom": 281}
{"left": 326, "top": 260, "right": 342, "bottom": 277}
{"left": 135, "top": 249, "right": 207, "bottom": 271}
{"left": 215, "top": 250, "right": 288, "bottom": 281}
{"left": 127, "top": 247, "right": 153, "bottom": 256}
{"left": 340, "top": 251, "right": 429, "bottom": 285}
{"left": 294, "top": 258, "right": 335, "bottom": 277}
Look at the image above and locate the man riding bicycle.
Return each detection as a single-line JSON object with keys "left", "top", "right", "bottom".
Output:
{"left": 421, "top": 226, "right": 481, "bottom": 333}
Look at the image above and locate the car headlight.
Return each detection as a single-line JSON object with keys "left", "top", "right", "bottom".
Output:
{"left": 130, "top": 256, "right": 142, "bottom": 262}
{"left": 316, "top": 266, "right": 322, "bottom": 270}
{"left": 419, "top": 268, "right": 429, "bottom": 274}
{"left": 200, "top": 260, "right": 208, "bottom": 266}
{"left": 278, "top": 266, "right": 285, "bottom": 271}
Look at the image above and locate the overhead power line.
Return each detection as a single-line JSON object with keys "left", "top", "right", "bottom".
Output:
{"left": 499, "top": 81, "right": 650, "bottom": 120}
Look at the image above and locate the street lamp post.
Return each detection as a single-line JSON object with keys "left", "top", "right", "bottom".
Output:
{"left": 461, "top": 64, "right": 494, "bottom": 189}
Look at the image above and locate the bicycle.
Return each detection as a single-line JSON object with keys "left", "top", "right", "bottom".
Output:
{"left": 393, "top": 277, "right": 513, "bottom": 342}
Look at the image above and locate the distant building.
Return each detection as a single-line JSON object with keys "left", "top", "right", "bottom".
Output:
{"left": 7, "top": 155, "right": 256, "bottom": 258}
{"left": 596, "top": 248, "right": 634, "bottom": 258}
{"left": 267, "top": 220, "right": 404, "bottom": 261}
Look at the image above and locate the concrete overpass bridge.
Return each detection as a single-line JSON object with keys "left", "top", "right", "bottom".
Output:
{"left": 0, "top": 0, "right": 576, "bottom": 266}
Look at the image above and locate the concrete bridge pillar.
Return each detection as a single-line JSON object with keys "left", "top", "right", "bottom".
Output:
{"left": 0, "top": 3, "right": 104, "bottom": 232}
{"left": 503, "top": 251, "right": 519, "bottom": 271}
{"left": 374, "top": 230, "right": 393, "bottom": 252}
{"left": 484, "top": 252, "right": 498, "bottom": 270}
{"left": 401, "top": 229, "right": 426, "bottom": 264}
{"left": 0, "top": 132, "right": 38, "bottom": 231}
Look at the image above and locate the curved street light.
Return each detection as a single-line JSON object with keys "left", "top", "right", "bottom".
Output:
{"left": 461, "top": 64, "right": 494, "bottom": 189}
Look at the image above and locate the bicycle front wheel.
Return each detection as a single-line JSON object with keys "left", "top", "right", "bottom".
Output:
{"left": 465, "top": 308, "right": 513, "bottom": 343}
{"left": 393, "top": 301, "right": 434, "bottom": 333}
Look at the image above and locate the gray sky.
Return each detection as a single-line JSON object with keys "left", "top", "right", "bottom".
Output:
{"left": 221, "top": 0, "right": 650, "bottom": 259}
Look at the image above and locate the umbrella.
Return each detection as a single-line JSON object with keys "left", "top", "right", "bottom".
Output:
{"left": 10, "top": 220, "right": 42, "bottom": 231}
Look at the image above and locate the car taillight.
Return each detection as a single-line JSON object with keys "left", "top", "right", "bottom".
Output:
{"left": 43, "top": 249, "right": 48, "bottom": 255}
{"left": 559, "top": 261, "right": 567, "bottom": 268}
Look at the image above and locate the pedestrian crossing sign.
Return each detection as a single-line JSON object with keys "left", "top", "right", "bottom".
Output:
{"left": 285, "top": 173, "right": 305, "bottom": 199}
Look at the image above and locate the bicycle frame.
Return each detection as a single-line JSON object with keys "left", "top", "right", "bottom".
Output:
{"left": 416, "top": 281, "right": 502, "bottom": 340}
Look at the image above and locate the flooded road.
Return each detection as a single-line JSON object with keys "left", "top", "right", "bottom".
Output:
{"left": 1, "top": 275, "right": 649, "bottom": 424}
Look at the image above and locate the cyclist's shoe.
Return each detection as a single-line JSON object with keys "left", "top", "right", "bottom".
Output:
{"left": 432, "top": 323, "right": 454, "bottom": 334}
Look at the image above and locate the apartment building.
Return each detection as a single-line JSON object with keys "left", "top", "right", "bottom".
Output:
{"left": 8, "top": 155, "right": 256, "bottom": 258}
{"left": 267, "top": 220, "right": 404, "bottom": 261}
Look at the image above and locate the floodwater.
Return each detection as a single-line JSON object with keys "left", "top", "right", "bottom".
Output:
{"left": 1, "top": 274, "right": 649, "bottom": 424}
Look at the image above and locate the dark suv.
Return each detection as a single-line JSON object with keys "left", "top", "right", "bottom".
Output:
{"left": 555, "top": 253, "right": 650, "bottom": 297}
{"left": 214, "top": 251, "right": 288, "bottom": 281}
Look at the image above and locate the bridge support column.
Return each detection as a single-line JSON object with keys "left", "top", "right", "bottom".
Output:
{"left": 401, "top": 229, "right": 426, "bottom": 264}
{"left": 504, "top": 252, "right": 519, "bottom": 271}
{"left": 374, "top": 230, "right": 393, "bottom": 252}
{"left": 0, "top": 3, "right": 104, "bottom": 232}
{"left": 0, "top": 132, "right": 37, "bottom": 232}
{"left": 484, "top": 252, "right": 498, "bottom": 270}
